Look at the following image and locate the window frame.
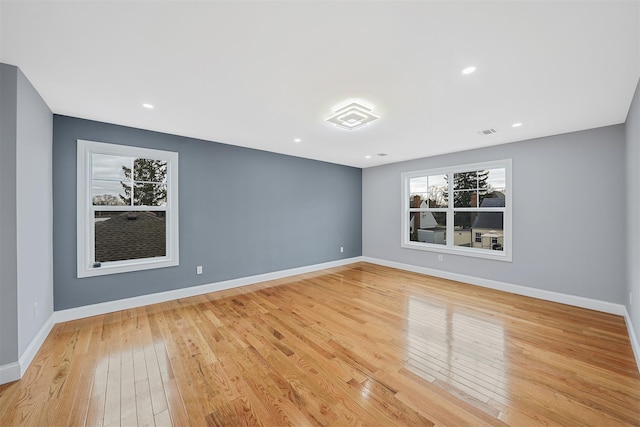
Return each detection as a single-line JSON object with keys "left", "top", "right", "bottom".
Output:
{"left": 77, "top": 139, "right": 179, "bottom": 278}
{"left": 401, "top": 159, "right": 512, "bottom": 262}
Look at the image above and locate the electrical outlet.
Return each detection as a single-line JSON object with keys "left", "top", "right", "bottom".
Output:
{"left": 197, "top": 266, "right": 203, "bottom": 275}
{"left": 438, "top": 254, "right": 443, "bottom": 262}
{"left": 340, "top": 246, "right": 344, "bottom": 253}
{"left": 631, "top": 292, "right": 633, "bottom": 306}
{"left": 33, "top": 302, "right": 38, "bottom": 319}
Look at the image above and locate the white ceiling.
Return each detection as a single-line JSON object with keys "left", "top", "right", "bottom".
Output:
{"left": 1, "top": 0, "right": 639, "bottom": 168}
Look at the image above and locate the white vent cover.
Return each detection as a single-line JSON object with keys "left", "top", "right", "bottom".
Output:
{"left": 326, "top": 102, "right": 379, "bottom": 131}
{"left": 479, "top": 128, "right": 497, "bottom": 135}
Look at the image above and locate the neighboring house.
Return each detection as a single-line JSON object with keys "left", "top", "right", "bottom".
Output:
{"left": 410, "top": 199, "right": 472, "bottom": 246}
{"left": 417, "top": 226, "right": 446, "bottom": 245}
{"left": 409, "top": 200, "right": 446, "bottom": 244}
{"left": 411, "top": 197, "right": 506, "bottom": 248}
{"left": 94, "top": 212, "right": 166, "bottom": 262}
{"left": 452, "top": 228, "right": 472, "bottom": 247}
{"left": 471, "top": 197, "right": 505, "bottom": 250}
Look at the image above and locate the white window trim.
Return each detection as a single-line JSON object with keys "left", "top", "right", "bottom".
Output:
{"left": 401, "top": 159, "right": 512, "bottom": 262}
{"left": 77, "top": 139, "right": 179, "bottom": 278}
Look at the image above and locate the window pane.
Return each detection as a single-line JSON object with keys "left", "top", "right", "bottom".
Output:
{"left": 454, "top": 211, "right": 473, "bottom": 229}
{"left": 409, "top": 193, "right": 427, "bottom": 208}
{"left": 454, "top": 170, "right": 495, "bottom": 198}
{"left": 427, "top": 174, "right": 447, "bottom": 188}
{"left": 470, "top": 210, "right": 504, "bottom": 251}
{"left": 478, "top": 193, "right": 506, "bottom": 208}
{"left": 133, "top": 158, "right": 167, "bottom": 183}
{"left": 453, "top": 171, "right": 478, "bottom": 190}
{"left": 409, "top": 176, "right": 428, "bottom": 193}
{"left": 453, "top": 190, "right": 477, "bottom": 207}
{"left": 409, "top": 212, "right": 446, "bottom": 245}
{"left": 428, "top": 174, "right": 448, "bottom": 208}
{"left": 427, "top": 190, "right": 447, "bottom": 208}
{"left": 453, "top": 212, "right": 473, "bottom": 247}
{"left": 94, "top": 211, "right": 166, "bottom": 263}
{"left": 411, "top": 175, "right": 448, "bottom": 208}
{"left": 92, "top": 154, "right": 132, "bottom": 181}
{"left": 486, "top": 168, "right": 506, "bottom": 195}
{"left": 92, "top": 180, "right": 129, "bottom": 206}
{"left": 133, "top": 183, "right": 167, "bottom": 206}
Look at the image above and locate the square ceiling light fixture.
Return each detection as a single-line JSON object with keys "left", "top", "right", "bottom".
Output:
{"left": 325, "top": 102, "right": 379, "bottom": 131}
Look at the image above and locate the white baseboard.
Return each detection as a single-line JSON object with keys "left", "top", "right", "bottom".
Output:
{"left": 19, "top": 314, "right": 55, "bottom": 377}
{"left": 0, "top": 362, "right": 20, "bottom": 384}
{"left": 56, "top": 257, "right": 363, "bottom": 323}
{"left": 623, "top": 308, "right": 640, "bottom": 372}
{"left": 0, "top": 313, "right": 55, "bottom": 385}
{"left": 363, "top": 257, "right": 627, "bottom": 315}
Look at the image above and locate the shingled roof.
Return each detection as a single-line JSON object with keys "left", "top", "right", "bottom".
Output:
{"left": 472, "top": 198, "right": 505, "bottom": 229}
{"left": 95, "top": 212, "right": 166, "bottom": 263}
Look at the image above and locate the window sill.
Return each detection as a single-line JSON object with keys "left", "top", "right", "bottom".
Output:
{"left": 77, "top": 257, "right": 179, "bottom": 278}
{"left": 401, "top": 241, "right": 512, "bottom": 262}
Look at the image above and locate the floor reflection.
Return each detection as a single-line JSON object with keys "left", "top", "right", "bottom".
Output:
{"left": 405, "top": 296, "right": 508, "bottom": 408}
{"left": 87, "top": 341, "right": 173, "bottom": 426}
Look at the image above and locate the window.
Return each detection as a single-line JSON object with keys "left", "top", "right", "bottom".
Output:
{"left": 402, "top": 160, "right": 511, "bottom": 261}
{"left": 77, "top": 140, "right": 179, "bottom": 277}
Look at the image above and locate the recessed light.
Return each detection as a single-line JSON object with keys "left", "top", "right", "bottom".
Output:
{"left": 512, "top": 122, "right": 523, "bottom": 127}
{"left": 142, "top": 103, "right": 154, "bottom": 109}
{"left": 462, "top": 66, "right": 476, "bottom": 75}
{"left": 293, "top": 138, "right": 302, "bottom": 143}
{"left": 365, "top": 155, "right": 371, "bottom": 159}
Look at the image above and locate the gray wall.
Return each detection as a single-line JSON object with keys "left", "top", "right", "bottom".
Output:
{"left": 16, "top": 68, "right": 54, "bottom": 355}
{"left": 626, "top": 78, "right": 640, "bottom": 344}
{"left": 0, "top": 64, "right": 19, "bottom": 367}
{"left": 0, "top": 63, "right": 53, "bottom": 368}
{"left": 53, "top": 116, "right": 362, "bottom": 310}
{"left": 363, "top": 125, "right": 626, "bottom": 303}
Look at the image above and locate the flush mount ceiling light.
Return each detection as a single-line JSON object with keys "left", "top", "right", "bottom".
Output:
{"left": 142, "top": 103, "right": 154, "bottom": 109}
{"left": 462, "top": 66, "right": 476, "bottom": 75}
{"left": 325, "top": 102, "right": 379, "bottom": 131}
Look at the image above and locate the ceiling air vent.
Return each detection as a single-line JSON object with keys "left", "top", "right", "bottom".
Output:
{"left": 479, "top": 128, "right": 497, "bottom": 135}
{"left": 377, "top": 153, "right": 388, "bottom": 157}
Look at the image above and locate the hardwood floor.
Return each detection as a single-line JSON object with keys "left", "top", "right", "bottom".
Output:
{"left": 1, "top": 262, "right": 639, "bottom": 426}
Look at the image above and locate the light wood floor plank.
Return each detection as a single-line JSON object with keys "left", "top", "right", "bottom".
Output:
{"left": 1, "top": 262, "right": 639, "bottom": 426}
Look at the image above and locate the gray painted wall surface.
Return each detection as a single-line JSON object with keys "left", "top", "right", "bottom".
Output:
{"left": 15, "top": 68, "right": 53, "bottom": 355}
{"left": 0, "top": 64, "right": 19, "bottom": 366}
{"left": 626, "top": 78, "right": 640, "bottom": 345}
{"left": 53, "top": 116, "right": 362, "bottom": 310}
{"left": 363, "top": 125, "right": 626, "bottom": 303}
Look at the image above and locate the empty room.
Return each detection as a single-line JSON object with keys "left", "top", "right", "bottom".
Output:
{"left": 1, "top": 0, "right": 640, "bottom": 425}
